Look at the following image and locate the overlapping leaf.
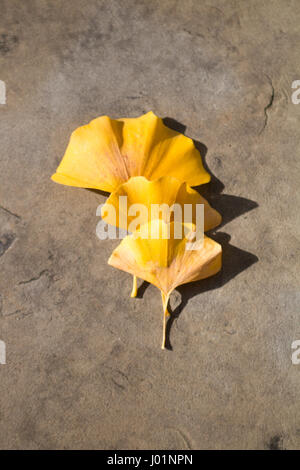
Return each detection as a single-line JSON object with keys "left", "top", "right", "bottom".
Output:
{"left": 108, "top": 220, "right": 222, "bottom": 348}
{"left": 101, "top": 175, "right": 221, "bottom": 232}
{"left": 51, "top": 112, "right": 210, "bottom": 192}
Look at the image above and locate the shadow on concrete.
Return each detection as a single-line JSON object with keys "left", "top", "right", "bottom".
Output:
{"left": 163, "top": 116, "right": 258, "bottom": 229}
{"left": 87, "top": 188, "right": 110, "bottom": 198}
{"left": 159, "top": 117, "right": 258, "bottom": 349}
{"left": 164, "top": 232, "right": 258, "bottom": 350}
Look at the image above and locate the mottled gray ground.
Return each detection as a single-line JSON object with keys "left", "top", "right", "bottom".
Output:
{"left": 0, "top": 0, "right": 299, "bottom": 450}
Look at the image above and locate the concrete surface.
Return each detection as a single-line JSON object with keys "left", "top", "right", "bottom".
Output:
{"left": 0, "top": 0, "right": 299, "bottom": 450}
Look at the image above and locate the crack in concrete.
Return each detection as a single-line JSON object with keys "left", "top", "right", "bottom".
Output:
{"left": 0, "top": 233, "right": 16, "bottom": 257}
{"left": 3, "top": 309, "right": 33, "bottom": 318}
{"left": 182, "top": 28, "right": 204, "bottom": 39}
{"left": 18, "top": 269, "right": 49, "bottom": 285}
{"left": 166, "top": 427, "right": 192, "bottom": 450}
{"left": 0, "top": 205, "right": 21, "bottom": 220}
{"left": 111, "top": 378, "right": 125, "bottom": 390}
{"left": 260, "top": 76, "right": 275, "bottom": 134}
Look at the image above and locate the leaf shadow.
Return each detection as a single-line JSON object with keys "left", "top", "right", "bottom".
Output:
{"left": 87, "top": 188, "right": 110, "bottom": 198}
{"left": 157, "top": 117, "right": 259, "bottom": 349}
{"left": 165, "top": 232, "right": 258, "bottom": 349}
{"left": 163, "top": 116, "right": 258, "bottom": 229}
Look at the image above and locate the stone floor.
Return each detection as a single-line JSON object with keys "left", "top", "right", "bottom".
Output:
{"left": 0, "top": 0, "right": 299, "bottom": 450}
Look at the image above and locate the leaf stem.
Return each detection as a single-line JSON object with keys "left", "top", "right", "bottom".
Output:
{"left": 130, "top": 275, "right": 138, "bottom": 298}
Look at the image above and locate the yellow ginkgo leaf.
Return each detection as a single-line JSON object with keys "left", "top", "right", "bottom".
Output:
{"left": 108, "top": 220, "right": 222, "bottom": 349}
{"left": 51, "top": 111, "right": 210, "bottom": 193}
{"left": 101, "top": 175, "right": 221, "bottom": 232}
